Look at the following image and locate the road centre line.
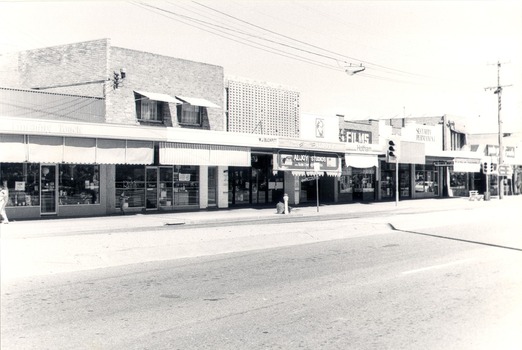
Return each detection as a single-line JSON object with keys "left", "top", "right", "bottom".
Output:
{"left": 401, "top": 258, "right": 475, "bottom": 275}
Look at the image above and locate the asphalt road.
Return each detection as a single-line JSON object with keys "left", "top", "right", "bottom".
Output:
{"left": 1, "top": 208, "right": 521, "bottom": 350}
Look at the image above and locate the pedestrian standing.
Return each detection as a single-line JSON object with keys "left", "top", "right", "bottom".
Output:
{"left": 0, "top": 185, "right": 9, "bottom": 224}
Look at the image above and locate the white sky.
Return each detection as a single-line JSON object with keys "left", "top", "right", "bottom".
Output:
{"left": 1, "top": 0, "right": 521, "bottom": 134}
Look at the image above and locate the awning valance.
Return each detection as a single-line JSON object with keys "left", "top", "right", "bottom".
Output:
{"left": 159, "top": 142, "right": 250, "bottom": 166}
{"left": 134, "top": 90, "right": 182, "bottom": 104}
{"left": 175, "top": 96, "right": 220, "bottom": 108}
{"left": 28, "top": 135, "right": 63, "bottom": 163}
{"left": 63, "top": 137, "right": 96, "bottom": 164}
{"left": 0, "top": 134, "right": 26, "bottom": 162}
{"left": 345, "top": 154, "right": 378, "bottom": 168}
{"left": 1, "top": 135, "right": 153, "bottom": 165}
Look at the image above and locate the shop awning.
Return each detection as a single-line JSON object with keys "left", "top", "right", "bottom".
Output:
{"left": 175, "top": 96, "right": 220, "bottom": 108}
{"left": 125, "top": 140, "right": 154, "bottom": 165}
{"left": 28, "top": 135, "right": 63, "bottom": 163}
{"left": 345, "top": 154, "right": 378, "bottom": 168}
{"left": 96, "top": 139, "right": 154, "bottom": 165}
{"left": 159, "top": 142, "right": 251, "bottom": 166}
{"left": 0, "top": 134, "right": 26, "bottom": 162}
{"left": 134, "top": 90, "right": 182, "bottom": 104}
{"left": 63, "top": 137, "right": 96, "bottom": 164}
{"left": 96, "top": 139, "right": 126, "bottom": 164}
{"left": 452, "top": 158, "right": 481, "bottom": 172}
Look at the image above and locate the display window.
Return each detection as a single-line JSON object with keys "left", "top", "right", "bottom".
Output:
{"left": 173, "top": 165, "right": 199, "bottom": 206}
{"left": 415, "top": 165, "right": 439, "bottom": 195}
{"left": 449, "top": 171, "right": 469, "bottom": 197}
{"left": 116, "top": 165, "right": 145, "bottom": 208}
{"left": 58, "top": 164, "right": 100, "bottom": 205}
{"left": 0, "top": 163, "right": 40, "bottom": 207}
{"left": 339, "top": 167, "right": 353, "bottom": 194}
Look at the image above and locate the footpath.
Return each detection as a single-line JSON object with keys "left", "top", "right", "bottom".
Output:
{"left": 1, "top": 196, "right": 520, "bottom": 281}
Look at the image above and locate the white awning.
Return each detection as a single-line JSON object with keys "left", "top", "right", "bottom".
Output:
{"left": 0, "top": 134, "right": 26, "bottom": 162}
{"left": 96, "top": 139, "right": 126, "bottom": 164}
{"left": 345, "top": 154, "right": 378, "bottom": 168}
{"left": 134, "top": 90, "right": 182, "bottom": 104}
{"left": 63, "top": 137, "right": 96, "bottom": 164}
{"left": 96, "top": 139, "right": 154, "bottom": 165}
{"left": 175, "top": 96, "right": 220, "bottom": 108}
{"left": 125, "top": 140, "right": 154, "bottom": 165}
{"left": 28, "top": 135, "right": 63, "bottom": 163}
{"left": 453, "top": 158, "right": 481, "bottom": 173}
{"left": 160, "top": 142, "right": 250, "bottom": 166}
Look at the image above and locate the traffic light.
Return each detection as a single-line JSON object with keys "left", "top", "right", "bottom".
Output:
{"left": 482, "top": 161, "right": 489, "bottom": 173}
{"left": 386, "top": 139, "right": 399, "bottom": 162}
{"left": 490, "top": 163, "right": 497, "bottom": 173}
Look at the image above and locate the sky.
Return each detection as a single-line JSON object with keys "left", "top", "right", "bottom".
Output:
{"left": 1, "top": 0, "right": 521, "bottom": 135}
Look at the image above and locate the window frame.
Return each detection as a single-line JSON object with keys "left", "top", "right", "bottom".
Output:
{"left": 177, "top": 103, "right": 203, "bottom": 126}
{"left": 135, "top": 94, "right": 165, "bottom": 123}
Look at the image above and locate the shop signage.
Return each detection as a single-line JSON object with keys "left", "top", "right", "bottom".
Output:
{"left": 274, "top": 151, "right": 340, "bottom": 173}
{"left": 498, "top": 165, "right": 513, "bottom": 176}
{"left": 434, "top": 161, "right": 453, "bottom": 167}
{"left": 278, "top": 137, "right": 346, "bottom": 152}
{"left": 415, "top": 127, "right": 436, "bottom": 142}
{"left": 342, "top": 130, "right": 371, "bottom": 144}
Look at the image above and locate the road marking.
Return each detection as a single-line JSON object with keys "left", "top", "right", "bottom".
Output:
{"left": 401, "top": 258, "right": 475, "bottom": 275}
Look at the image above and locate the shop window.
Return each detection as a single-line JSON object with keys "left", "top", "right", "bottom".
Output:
{"left": 449, "top": 171, "right": 467, "bottom": 197}
{"left": 116, "top": 165, "right": 145, "bottom": 208}
{"left": 159, "top": 167, "right": 173, "bottom": 207}
{"left": 136, "top": 95, "right": 164, "bottom": 122}
{"left": 0, "top": 163, "right": 40, "bottom": 207}
{"left": 177, "top": 104, "right": 203, "bottom": 126}
{"left": 415, "top": 168, "right": 439, "bottom": 195}
{"left": 173, "top": 165, "right": 199, "bottom": 206}
{"left": 58, "top": 165, "right": 100, "bottom": 205}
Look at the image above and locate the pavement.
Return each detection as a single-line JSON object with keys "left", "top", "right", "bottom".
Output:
{"left": 1, "top": 196, "right": 521, "bottom": 281}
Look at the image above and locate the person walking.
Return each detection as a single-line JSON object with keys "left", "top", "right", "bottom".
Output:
{"left": 0, "top": 184, "right": 9, "bottom": 224}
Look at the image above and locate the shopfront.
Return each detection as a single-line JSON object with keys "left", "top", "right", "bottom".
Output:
{"left": 380, "top": 161, "right": 412, "bottom": 200}
{"left": 273, "top": 150, "right": 341, "bottom": 204}
{"left": 339, "top": 153, "right": 379, "bottom": 202}
{"left": 228, "top": 154, "right": 284, "bottom": 206}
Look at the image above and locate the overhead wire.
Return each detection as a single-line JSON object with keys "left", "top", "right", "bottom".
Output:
{"left": 132, "top": 2, "right": 344, "bottom": 72}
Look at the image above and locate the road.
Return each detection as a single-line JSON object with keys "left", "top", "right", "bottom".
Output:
{"left": 1, "top": 205, "right": 522, "bottom": 349}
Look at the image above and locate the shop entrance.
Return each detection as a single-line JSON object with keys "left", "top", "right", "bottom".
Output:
{"left": 40, "top": 164, "right": 57, "bottom": 215}
{"left": 145, "top": 167, "right": 158, "bottom": 210}
{"left": 208, "top": 167, "right": 217, "bottom": 207}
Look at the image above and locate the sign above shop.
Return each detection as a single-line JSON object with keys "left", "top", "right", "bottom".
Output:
{"left": 273, "top": 151, "right": 341, "bottom": 175}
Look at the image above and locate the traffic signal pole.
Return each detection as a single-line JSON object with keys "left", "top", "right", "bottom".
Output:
{"left": 395, "top": 157, "right": 399, "bottom": 206}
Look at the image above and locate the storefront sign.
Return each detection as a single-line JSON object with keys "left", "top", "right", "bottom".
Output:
{"left": 453, "top": 158, "right": 481, "bottom": 173}
{"left": 274, "top": 151, "right": 341, "bottom": 173}
{"left": 415, "top": 127, "right": 436, "bottom": 142}
{"left": 342, "top": 130, "right": 371, "bottom": 144}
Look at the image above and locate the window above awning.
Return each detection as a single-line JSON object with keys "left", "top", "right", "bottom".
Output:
{"left": 134, "top": 90, "right": 182, "bottom": 104}
{"left": 175, "top": 96, "right": 220, "bottom": 108}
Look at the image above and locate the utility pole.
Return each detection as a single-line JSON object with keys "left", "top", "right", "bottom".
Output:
{"left": 485, "top": 61, "right": 512, "bottom": 199}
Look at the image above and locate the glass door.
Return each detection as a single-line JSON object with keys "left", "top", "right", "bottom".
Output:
{"left": 208, "top": 166, "right": 217, "bottom": 207}
{"left": 145, "top": 167, "right": 158, "bottom": 210}
{"left": 40, "top": 164, "right": 57, "bottom": 215}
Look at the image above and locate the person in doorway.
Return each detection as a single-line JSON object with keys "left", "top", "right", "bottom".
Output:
{"left": 0, "top": 184, "right": 9, "bottom": 224}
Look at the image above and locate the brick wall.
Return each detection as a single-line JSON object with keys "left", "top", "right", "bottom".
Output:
{"left": 108, "top": 47, "right": 224, "bottom": 129}
{"left": 12, "top": 39, "right": 109, "bottom": 97}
